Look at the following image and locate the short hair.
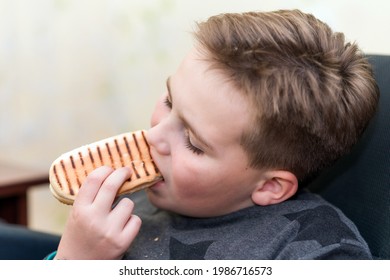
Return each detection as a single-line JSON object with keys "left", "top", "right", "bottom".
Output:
{"left": 194, "top": 9, "right": 379, "bottom": 181}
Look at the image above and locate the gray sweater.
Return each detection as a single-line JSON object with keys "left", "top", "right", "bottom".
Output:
{"left": 123, "top": 190, "right": 372, "bottom": 259}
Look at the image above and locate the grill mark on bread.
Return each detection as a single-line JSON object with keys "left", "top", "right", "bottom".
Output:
{"left": 70, "top": 155, "right": 81, "bottom": 186}
{"left": 88, "top": 147, "right": 96, "bottom": 168}
{"left": 97, "top": 146, "right": 103, "bottom": 165}
{"left": 60, "top": 160, "right": 74, "bottom": 195}
{"left": 141, "top": 130, "right": 159, "bottom": 174}
{"left": 105, "top": 142, "right": 114, "bottom": 166}
{"left": 114, "top": 139, "right": 124, "bottom": 167}
{"left": 78, "top": 152, "right": 88, "bottom": 177}
{"left": 133, "top": 133, "right": 150, "bottom": 176}
{"left": 70, "top": 156, "right": 76, "bottom": 169}
{"left": 123, "top": 135, "right": 140, "bottom": 179}
{"left": 78, "top": 152, "right": 84, "bottom": 166}
{"left": 53, "top": 165, "right": 63, "bottom": 190}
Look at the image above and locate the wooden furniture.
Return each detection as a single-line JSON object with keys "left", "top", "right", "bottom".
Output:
{"left": 0, "top": 163, "right": 48, "bottom": 225}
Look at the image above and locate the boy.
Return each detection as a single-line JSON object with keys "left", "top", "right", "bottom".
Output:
{"left": 51, "top": 10, "right": 378, "bottom": 259}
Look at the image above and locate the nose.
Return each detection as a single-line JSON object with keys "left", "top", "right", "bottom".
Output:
{"left": 147, "top": 125, "right": 171, "bottom": 156}
{"left": 147, "top": 109, "right": 171, "bottom": 156}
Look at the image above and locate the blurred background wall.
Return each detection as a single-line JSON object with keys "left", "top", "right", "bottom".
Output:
{"left": 1, "top": 0, "right": 389, "bottom": 235}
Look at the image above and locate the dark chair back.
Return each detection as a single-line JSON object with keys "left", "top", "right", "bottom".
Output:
{"left": 309, "top": 55, "right": 390, "bottom": 259}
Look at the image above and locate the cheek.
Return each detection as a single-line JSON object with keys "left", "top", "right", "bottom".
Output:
{"left": 170, "top": 156, "right": 216, "bottom": 198}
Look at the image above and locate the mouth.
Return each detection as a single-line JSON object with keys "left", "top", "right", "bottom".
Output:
{"left": 152, "top": 178, "right": 165, "bottom": 188}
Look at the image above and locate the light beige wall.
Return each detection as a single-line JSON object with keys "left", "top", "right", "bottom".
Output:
{"left": 1, "top": 0, "right": 388, "bottom": 234}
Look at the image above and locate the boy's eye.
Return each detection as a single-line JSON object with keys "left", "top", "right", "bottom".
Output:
{"left": 164, "top": 96, "right": 172, "bottom": 109}
{"left": 184, "top": 131, "right": 204, "bottom": 155}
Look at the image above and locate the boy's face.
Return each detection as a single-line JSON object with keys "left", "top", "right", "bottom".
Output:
{"left": 146, "top": 48, "right": 264, "bottom": 217}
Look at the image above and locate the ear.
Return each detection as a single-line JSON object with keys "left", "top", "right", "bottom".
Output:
{"left": 251, "top": 170, "right": 298, "bottom": 206}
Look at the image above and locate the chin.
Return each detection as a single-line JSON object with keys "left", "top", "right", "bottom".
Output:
{"left": 145, "top": 191, "right": 183, "bottom": 215}
{"left": 146, "top": 188, "right": 168, "bottom": 208}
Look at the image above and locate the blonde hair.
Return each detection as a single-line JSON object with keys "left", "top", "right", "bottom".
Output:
{"left": 194, "top": 10, "right": 379, "bottom": 181}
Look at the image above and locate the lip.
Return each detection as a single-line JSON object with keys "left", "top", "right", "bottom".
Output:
{"left": 152, "top": 179, "right": 165, "bottom": 189}
{"left": 148, "top": 178, "right": 165, "bottom": 195}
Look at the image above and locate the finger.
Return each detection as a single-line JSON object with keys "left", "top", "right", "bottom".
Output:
{"left": 112, "top": 214, "right": 142, "bottom": 259}
{"left": 110, "top": 197, "right": 135, "bottom": 229}
{"left": 120, "top": 214, "right": 142, "bottom": 245}
{"left": 93, "top": 167, "right": 132, "bottom": 211}
{"left": 74, "top": 166, "right": 114, "bottom": 206}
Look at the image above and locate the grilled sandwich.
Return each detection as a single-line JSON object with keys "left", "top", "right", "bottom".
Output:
{"left": 49, "top": 130, "right": 162, "bottom": 205}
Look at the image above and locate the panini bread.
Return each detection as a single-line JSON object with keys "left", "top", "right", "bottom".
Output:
{"left": 49, "top": 130, "right": 162, "bottom": 205}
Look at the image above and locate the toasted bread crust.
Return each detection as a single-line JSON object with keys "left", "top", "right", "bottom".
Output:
{"left": 49, "top": 130, "right": 162, "bottom": 205}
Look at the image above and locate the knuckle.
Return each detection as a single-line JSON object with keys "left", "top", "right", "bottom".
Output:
{"left": 120, "top": 197, "right": 134, "bottom": 209}
{"left": 83, "top": 167, "right": 112, "bottom": 187}
{"left": 70, "top": 206, "right": 86, "bottom": 221}
{"left": 113, "top": 197, "right": 134, "bottom": 212}
{"left": 103, "top": 181, "right": 117, "bottom": 192}
{"left": 83, "top": 175, "right": 100, "bottom": 187}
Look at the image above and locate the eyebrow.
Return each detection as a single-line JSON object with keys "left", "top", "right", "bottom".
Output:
{"left": 166, "top": 76, "right": 213, "bottom": 152}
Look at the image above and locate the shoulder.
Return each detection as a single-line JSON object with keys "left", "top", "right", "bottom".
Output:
{"left": 271, "top": 190, "right": 372, "bottom": 259}
{"left": 204, "top": 190, "right": 372, "bottom": 259}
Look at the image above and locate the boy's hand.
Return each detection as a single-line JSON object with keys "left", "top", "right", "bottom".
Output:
{"left": 56, "top": 166, "right": 141, "bottom": 259}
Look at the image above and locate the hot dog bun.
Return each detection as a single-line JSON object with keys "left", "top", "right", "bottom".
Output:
{"left": 49, "top": 130, "right": 162, "bottom": 205}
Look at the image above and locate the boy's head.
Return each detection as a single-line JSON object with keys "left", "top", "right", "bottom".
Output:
{"left": 194, "top": 9, "right": 379, "bottom": 182}
{"left": 146, "top": 10, "right": 379, "bottom": 217}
